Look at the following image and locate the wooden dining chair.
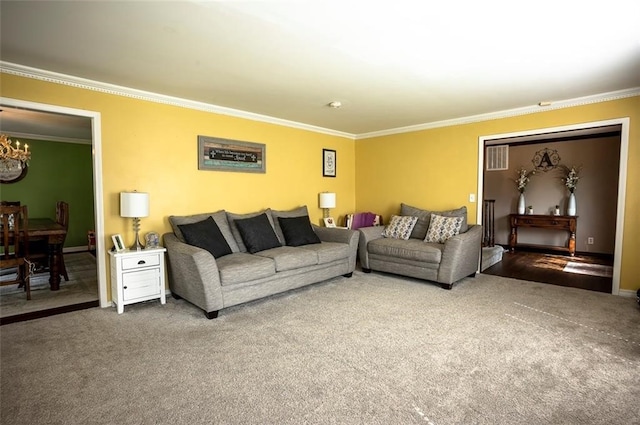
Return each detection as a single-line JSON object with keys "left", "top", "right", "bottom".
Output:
{"left": 29, "top": 201, "right": 70, "bottom": 281}
{"left": 55, "top": 201, "right": 70, "bottom": 281}
{"left": 0, "top": 205, "right": 32, "bottom": 300}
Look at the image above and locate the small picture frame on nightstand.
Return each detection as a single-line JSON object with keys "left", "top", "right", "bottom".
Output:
{"left": 112, "top": 234, "right": 125, "bottom": 252}
{"left": 323, "top": 217, "right": 336, "bottom": 228}
{"left": 145, "top": 231, "right": 160, "bottom": 249}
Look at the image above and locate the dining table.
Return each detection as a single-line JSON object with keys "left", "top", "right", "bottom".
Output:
{"left": 28, "top": 218, "right": 67, "bottom": 291}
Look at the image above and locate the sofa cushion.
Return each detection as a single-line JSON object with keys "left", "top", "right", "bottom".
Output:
{"left": 299, "top": 241, "right": 351, "bottom": 264}
{"left": 382, "top": 215, "right": 418, "bottom": 240}
{"left": 400, "top": 203, "right": 468, "bottom": 239}
{"left": 227, "top": 209, "right": 277, "bottom": 252}
{"left": 178, "top": 216, "right": 233, "bottom": 259}
{"left": 368, "top": 238, "right": 442, "bottom": 264}
{"left": 235, "top": 213, "right": 282, "bottom": 254}
{"left": 271, "top": 206, "right": 309, "bottom": 244}
{"left": 425, "top": 214, "right": 464, "bottom": 243}
{"left": 255, "top": 246, "right": 318, "bottom": 272}
{"left": 216, "top": 253, "right": 276, "bottom": 286}
{"left": 278, "top": 215, "right": 321, "bottom": 247}
{"left": 169, "top": 210, "right": 240, "bottom": 252}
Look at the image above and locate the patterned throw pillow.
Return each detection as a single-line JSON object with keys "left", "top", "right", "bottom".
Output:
{"left": 425, "top": 214, "right": 463, "bottom": 243}
{"left": 382, "top": 215, "right": 418, "bottom": 240}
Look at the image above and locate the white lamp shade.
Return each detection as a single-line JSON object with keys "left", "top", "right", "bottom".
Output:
{"left": 319, "top": 192, "right": 336, "bottom": 209}
{"left": 120, "top": 192, "right": 149, "bottom": 218}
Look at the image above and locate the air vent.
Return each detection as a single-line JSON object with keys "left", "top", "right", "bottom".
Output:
{"left": 486, "top": 145, "right": 508, "bottom": 171}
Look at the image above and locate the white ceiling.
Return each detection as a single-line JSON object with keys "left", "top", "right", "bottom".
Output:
{"left": 1, "top": 0, "right": 639, "bottom": 138}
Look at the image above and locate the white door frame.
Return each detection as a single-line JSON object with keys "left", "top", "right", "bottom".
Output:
{"left": 1, "top": 97, "right": 109, "bottom": 307}
{"left": 477, "top": 118, "right": 629, "bottom": 296}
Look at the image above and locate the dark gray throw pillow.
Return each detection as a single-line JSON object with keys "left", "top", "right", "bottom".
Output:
{"left": 278, "top": 216, "right": 321, "bottom": 247}
{"left": 235, "top": 213, "right": 282, "bottom": 253}
{"left": 178, "top": 216, "right": 232, "bottom": 259}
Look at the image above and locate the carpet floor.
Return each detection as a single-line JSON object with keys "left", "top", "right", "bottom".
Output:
{"left": 1, "top": 271, "right": 638, "bottom": 424}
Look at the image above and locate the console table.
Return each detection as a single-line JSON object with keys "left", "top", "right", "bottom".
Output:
{"left": 509, "top": 214, "right": 578, "bottom": 256}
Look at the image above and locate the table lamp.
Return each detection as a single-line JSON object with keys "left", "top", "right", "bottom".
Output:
{"left": 319, "top": 192, "right": 336, "bottom": 218}
{"left": 120, "top": 191, "right": 149, "bottom": 250}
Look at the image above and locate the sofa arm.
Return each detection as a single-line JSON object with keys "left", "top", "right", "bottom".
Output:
{"left": 313, "top": 225, "right": 359, "bottom": 272}
{"left": 357, "top": 225, "right": 385, "bottom": 269}
{"left": 437, "top": 224, "right": 482, "bottom": 285}
{"left": 163, "top": 233, "right": 224, "bottom": 313}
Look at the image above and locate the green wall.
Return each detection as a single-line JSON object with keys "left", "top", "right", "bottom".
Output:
{"left": 0, "top": 138, "right": 95, "bottom": 249}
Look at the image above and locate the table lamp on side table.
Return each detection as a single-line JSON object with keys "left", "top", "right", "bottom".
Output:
{"left": 120, "top": 191, "right": 149, "bottom": 251}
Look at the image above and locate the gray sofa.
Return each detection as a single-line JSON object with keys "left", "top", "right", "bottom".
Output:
{"left": 163, "top": 206, "right": 359, "bottom": 319}
{"left": 357, "top": 204, "right": 482, "bottom": 289}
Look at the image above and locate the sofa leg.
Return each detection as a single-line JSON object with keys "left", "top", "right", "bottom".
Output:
{"left": 362, "top": 268, "right": 371, "bottom": 273}
{"left": 171, "top": 292, "right": 182, "bottom": 300}
{"left": 205, "top": 310, "right": 219, "bottom": 319}
{"left": 441, "top": 283, "right": 453, "bottom": 290}
{"left": 343, "top": 272, "right": 353, "bottom": 278}
{"left": 468, "top": 272, "right": 477, "bottom": 278}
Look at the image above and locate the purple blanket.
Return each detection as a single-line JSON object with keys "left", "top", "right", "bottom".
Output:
{"left": 351, "top": 212, "right": 378, "bottom": 230}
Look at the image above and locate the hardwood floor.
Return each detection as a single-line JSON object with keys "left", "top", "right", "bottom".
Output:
{"left": 482, "top": 246, "right": 613, "bottom": 293}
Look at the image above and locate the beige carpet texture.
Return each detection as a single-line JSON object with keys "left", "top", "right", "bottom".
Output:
{"left": 1, "top": 271, "right": 639, "bottom": 424}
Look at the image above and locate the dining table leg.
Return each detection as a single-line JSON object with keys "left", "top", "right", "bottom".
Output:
{"left": 48, "top": 235, "right": 65, "bottom": 291}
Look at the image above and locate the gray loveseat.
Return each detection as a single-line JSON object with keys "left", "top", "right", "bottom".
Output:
{"left": 358, "top": 204, "right": 482, "bottom": 289}
{"left": 163, "top": 206, "right": 359, "bottom": 318}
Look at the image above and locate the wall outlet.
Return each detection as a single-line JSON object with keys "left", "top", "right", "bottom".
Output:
{"left": 469, "top": 193, "right": 476, "bottom": 203}
{"left": 587, "top": 237, "right": 594, "bottom": 245}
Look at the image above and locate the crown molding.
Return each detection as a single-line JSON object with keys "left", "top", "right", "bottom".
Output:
{"left": 355, "top": 87, "right": 640, "bottom": 140}
{"left": 2, "top": 61, "right": 638, "bottom": 141}
{"left": 0, "top": 61, "right": 355, "bottom": 140}
{"left": 1, "top": 130, "right": 91, "bottom": 145}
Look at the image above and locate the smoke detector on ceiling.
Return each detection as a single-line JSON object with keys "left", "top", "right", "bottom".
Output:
{"left": 327, "top": 101, "right": 342, "bottom": 109}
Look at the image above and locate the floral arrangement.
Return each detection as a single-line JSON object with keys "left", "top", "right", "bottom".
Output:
{"left": 514, "top": 167, "right": 535, "bottom": 193}
{"left": 559, "top": 165, "right": 581, "bottom": 193}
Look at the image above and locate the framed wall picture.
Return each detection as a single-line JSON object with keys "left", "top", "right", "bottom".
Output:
{"left": 323, "top": 149, "right": 336, "bottom": 177}
{"left": 112, "top": 234, "right": 125, "bottom": 252}
{"left": 198, "top": 135, "right": 266, "bottom": 173}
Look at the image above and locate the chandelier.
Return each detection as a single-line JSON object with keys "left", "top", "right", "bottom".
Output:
{"left": 1, "top": 134, "right": 31, "bottom": 164}
{"left": 1, "top": 134, "right": 32, "bottom": 183}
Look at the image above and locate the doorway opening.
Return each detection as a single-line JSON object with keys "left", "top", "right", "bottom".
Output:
{"left": 0, "top": 97, "right": 107, "bottom": 322}
{"left": 476, "top": 118, "right": 629, "bottom": 295}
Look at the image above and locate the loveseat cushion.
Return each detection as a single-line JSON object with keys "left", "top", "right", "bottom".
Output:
{"left": 216, "top": 253, "right": 276, "bottom": 285}
{"left": 278, "top": 215, "right": 321, "bottom": 246}
{"left": 235, "top": 213, "right": 282, "bottom": 254}
{"left": 255, "top": 246, "right": 318, "bottom": 271}
{"left": 271, "top": 206, "right": 309, "bottom": 244}
{"left": 227, "top": 209, "right": 278, "bottom": 253}
{"left": 400, "top": 203, "right": 468, "bottom": 239}
{"left": 382, "top": 215, "right": 418, "bottom": 240}
{"left": 169, "top": 210, "right": 240, "bottom": 252}
{"left": 367, "top": 238, "right": 442, "bottom": 264}
{"left": 178, "top": 216, "right": 233, "bottom": 259}
{"left": 299, "top": 242, "right": 351, "bottom": 264}
{"left": 425, "top": 214, "right": 463, "bottom": 243}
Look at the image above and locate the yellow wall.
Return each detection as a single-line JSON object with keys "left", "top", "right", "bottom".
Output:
{"left": 0, "top": 73, "right": 355, "bottom": 298}
{"left": 2, "top": 73, "right": 638, "bottom": 293}
{"left": 355, "top": 96, "right": 639, "bottom": 291}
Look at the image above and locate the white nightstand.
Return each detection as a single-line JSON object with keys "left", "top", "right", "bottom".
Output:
{"left": 108, "top": 247, "right": 166, "bottom": 314}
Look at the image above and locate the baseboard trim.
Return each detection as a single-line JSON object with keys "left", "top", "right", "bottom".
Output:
{"left": 617, "top": 289, "right": 636, "bottom": 298}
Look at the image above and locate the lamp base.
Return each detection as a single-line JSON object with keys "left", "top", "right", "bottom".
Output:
{"left": 130, "top": 217, "right": 145, "bottom": 251}
{"left": 130, "top": 231, "right": 145, "bottom": 251}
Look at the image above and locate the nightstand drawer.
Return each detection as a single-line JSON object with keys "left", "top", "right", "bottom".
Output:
{"left": 122, "top": 269, "right": 160, "bottom": 301}
{"left": 121, "top": 253, "right": 160, "bottom": 270}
